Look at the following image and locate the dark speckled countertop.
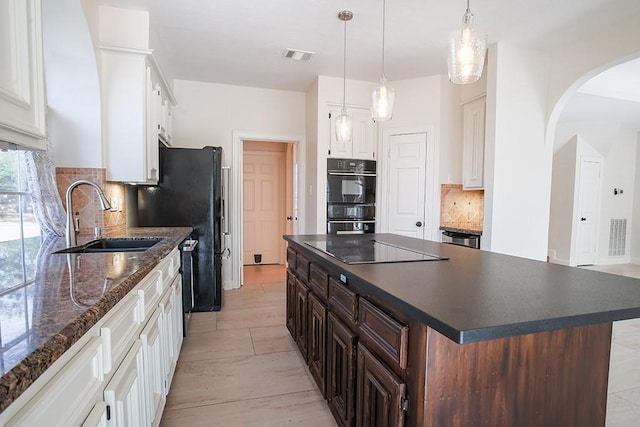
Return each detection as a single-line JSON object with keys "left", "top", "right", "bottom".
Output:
{"left": 285, "top": 233, "right": 640, "bottom": 344}
{"left": 0, "top": 227, "right": 191, "bottom": 412}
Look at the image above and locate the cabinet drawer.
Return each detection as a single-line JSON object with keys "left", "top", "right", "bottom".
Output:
{"left": 358, "top": 298, "right": 408, "bottom": 370}
{"left": 295, "top": 252, "right": 310, "bottom": 282}
{"left": 329, "top": 277, "right": 358, "bottom": 326}
{"left": 101, "top": 293, "right": 141, "bottom": 374}
{"left": 287, "top": 247, "right": 296, "bottom": 269}
{"left": 157, "top": 248, "right": 179, "bottom": 291}
{"left": 309, "top": 263, "right": 329, "bottom": 300}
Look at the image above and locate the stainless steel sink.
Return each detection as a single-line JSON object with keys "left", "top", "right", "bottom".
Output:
{"left": 54, "top": 238, "right": 162, "bottom": 254}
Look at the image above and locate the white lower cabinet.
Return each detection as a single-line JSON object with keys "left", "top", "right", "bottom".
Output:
{"left": 104, "top": 340, "right": 146, "bottom": 427}
{"left": 2, "top": 249, "right": 183, "bottom": 427}
{"left": 140, "top": 308, "right": 166, "bottom": 426}
{"left": 82, "top": 402, "right": 109, "bottom": 427}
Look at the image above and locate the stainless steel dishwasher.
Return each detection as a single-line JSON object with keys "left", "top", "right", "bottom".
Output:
{"left": 180, "top": 239, "right": 198, "bottom": 336}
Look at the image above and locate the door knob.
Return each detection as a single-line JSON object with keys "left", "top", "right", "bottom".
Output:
{"left": 416, "top": 221, "right": 423, "bottom": 227}
{"left": 580, "top": 217, "right": 587, "bottom": 221}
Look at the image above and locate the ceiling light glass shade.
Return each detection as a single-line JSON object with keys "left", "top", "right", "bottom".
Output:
{"left": 335, "top": 108, "right": 353, "bottom": 143}
{"left": 371, "top": 76, "right": 395, "bottom": 122}
{"left": 447, "top": 11, "right": 487, "bottom": 84}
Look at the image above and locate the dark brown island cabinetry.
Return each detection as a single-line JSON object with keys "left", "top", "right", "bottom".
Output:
{"left": 286, "top": 243, "right": 417, "bottom": 426}
{"left": 284, "top": 233, "right": 640, "bottom": 427}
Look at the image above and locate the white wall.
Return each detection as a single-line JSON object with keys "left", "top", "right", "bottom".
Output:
{"left": 98, "top": 6, "right": 149, "bottom": 49}
{"left": 483, "top": 43, "right": 552, "bottom": 260}
{"left": 548, "top": 136, "right": 578, "bottom": 265}
{"left": 633, "top": 133, "right": 640, "bottom": 263}
{"left": 304, "top": 78, "right": 319, "bottom": 234}
{"left": 172, "top": 80, "right": 305, "bottom": 156}
{"left": 43, "top": 0, "right": 102, "bottom": 168}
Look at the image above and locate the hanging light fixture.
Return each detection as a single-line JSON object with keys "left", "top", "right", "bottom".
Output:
{"left": 371, "top": 0, "right": 394, "bottom": 121}
{"left": 447, "top": 0, "right": 487, "bottom": 84}
{"left": 335, "top": 10, "right": 353, "bottom": 143}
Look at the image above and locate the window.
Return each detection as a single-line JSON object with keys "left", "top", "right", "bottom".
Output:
{"left": 0, "top": 149, "right": 41, "bottom": 364}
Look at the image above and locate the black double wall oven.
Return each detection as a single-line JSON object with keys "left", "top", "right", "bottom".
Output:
{"left": 326, "top": 158, "right": 376, "bottom": 234}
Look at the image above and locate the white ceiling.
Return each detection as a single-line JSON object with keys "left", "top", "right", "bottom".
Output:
{"left": 98, "top": 0, "right": 640, "bottom": 123}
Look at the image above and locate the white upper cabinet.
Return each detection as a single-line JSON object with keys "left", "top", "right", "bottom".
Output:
{"left": 0, "top": 0, "right": 46, "bottom": 150}
{"left": 462, "top": 97, "right": 486, "bottom": 190}
{"left": 329, "top": 106, "right": 376, "bottom": 160}
{"left": 101, "top": 45, "right": 176, "bottom": 184}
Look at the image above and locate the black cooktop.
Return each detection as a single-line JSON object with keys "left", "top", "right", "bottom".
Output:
{"left": 305, "top": 239, "right": 449, "bottom": 264}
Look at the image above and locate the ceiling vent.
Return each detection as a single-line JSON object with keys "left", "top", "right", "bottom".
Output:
{"left": 283, "top": 48, "right": 315, "bottom": 61}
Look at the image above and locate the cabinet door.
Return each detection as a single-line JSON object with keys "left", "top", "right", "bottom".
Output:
{"left": 356, "top": 343, "right": 406, "bottom": 427}
{"left": 352, "top": 112, "right": 376, "bottom": 160}
{"left": 0, "top": 0, "right": 46, "bottom": 149}
{"left": 104, "top": 340, "right": 147, "bottom": 427}
{"left": 329, "top": 107, "right": 376, "bottom": 160}
{"left": 462, "top": 97, "right": 486, "bottom": 190}
{"left": 286, "top": 270, "right": 297, "bottom": 338}
{"left": 159, "top": 286, "right": 175, "bottom": 395}
{"left": 82, "top": 402, "right": 108, "bottom": 427}
{"left": 140, "top": 309, "right": 165, "bottom": 426}
{"left": 327, "top": 312, "right": 357, "bottom": 427}
{"left": 308, "top": 293, "right": 327, "bottom": 397}
{"left": 295, "top": 278, "right": 309, "bottom": 360}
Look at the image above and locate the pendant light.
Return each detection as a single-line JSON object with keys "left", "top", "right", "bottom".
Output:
{"left": 447, "top": 0, "right": 487, "bottom": 84}
{"left": 335, "top": 10, "right": 353, "bottom": 143}
{"left": 371, "top": 0, "right": 394, "bottom": 121}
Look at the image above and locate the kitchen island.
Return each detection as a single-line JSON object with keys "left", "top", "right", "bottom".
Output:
{"left": 284, "top": 233, "right": 640, "bottom": 427}
{"left": 0, "top": 227, "right": 191, "bottom": 424}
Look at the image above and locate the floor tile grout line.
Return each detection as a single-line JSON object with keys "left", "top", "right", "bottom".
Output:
{"left": 163, "top": 388, "right": 323, "bottom": 414}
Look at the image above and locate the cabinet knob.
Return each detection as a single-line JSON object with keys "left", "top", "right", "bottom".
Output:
{"left": 416, "top": 221, "right": 423, "bottom": 227}
{"left": 580, "top": 217, "right": 587, "bottom": 221}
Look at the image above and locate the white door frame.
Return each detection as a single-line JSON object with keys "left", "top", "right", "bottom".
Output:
{"left": 230, "top": 131, "right": 304, "bottom": 289}
{"left": 378, "top": 126, "right": 439, "bottom": 241}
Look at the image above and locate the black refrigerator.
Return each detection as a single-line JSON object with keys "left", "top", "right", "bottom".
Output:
{"left": 135, "top": 146, "right": 224, "bottom": 311}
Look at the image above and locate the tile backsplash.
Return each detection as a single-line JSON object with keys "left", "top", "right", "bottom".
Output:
{"left": 440, "top": 184, "right": 484, "bottom": 232}
{"left": 56, "top": 168, "right": 126, "bottom": 236}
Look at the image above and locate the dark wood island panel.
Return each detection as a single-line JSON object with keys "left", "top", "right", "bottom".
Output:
{"left": 284, "top": 233, "right": 640, "bottom": 426}
{"left": 425, "top": 323, "right": 611, "bottom": 426}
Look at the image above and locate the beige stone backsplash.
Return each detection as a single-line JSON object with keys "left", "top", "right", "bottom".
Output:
{"left": 55, "top": 168, "right": 126, "bottom": 236}
{"left": 440, "top": 184, "right": 484, "bottom": 232}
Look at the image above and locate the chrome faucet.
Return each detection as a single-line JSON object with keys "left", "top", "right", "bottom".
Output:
{"left": 65, "top": 180, "right": 111, "bottom": 247}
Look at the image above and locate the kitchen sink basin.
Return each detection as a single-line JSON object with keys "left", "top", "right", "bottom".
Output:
{"left": 54, "top": 238, "right": 162, "bottom": 254}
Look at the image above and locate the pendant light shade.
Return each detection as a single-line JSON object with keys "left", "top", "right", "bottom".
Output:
{"left": 447, "top": 0, "right": 487, "bottom": 84}
{"left": 371, "top": 0, "right": 394, "bottom": 121}
{"left": 371, "top": 76, "right": 395, "bottom": 121}
{"left": 336, "top": 11, "right": 353, "bottom": 143}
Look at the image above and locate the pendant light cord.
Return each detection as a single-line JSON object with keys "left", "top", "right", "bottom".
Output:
{"left": 466, "top": 0, "right": 471, "bottom": 13}
{"left": 342, "top": 17, "right": 347, "bottom": 109}
{"left": 381, "top": 0, "right": 386, "bottom": 77}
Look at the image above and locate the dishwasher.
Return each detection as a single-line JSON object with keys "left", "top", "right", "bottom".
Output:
{"left": 441, "top": 231, "right": 480, "bottom": 249}
{"left": 180, "top": 238, "right": 198, "bottom": 336}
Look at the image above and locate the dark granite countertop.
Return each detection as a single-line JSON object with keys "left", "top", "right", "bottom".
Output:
{"left": 0, "top": 227, "right": 192, "bottom": 412}
{"left": 285, "top": 233, "right": 640, "bottom": 344}
{"left": 439, "top": 225, "right": 483, "bottom": 235}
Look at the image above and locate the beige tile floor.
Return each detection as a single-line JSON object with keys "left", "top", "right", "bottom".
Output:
{"left": 161, "top": 263, "right": 640, "bottom": 426}
{"left": 160, "top": 264, "right": 337, "bottom": 426}
{"left": 584, "top": 263, "right": 640, "bottom": 427}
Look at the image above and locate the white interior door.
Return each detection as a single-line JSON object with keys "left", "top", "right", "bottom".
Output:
{"left": 576, "top": 158, "right": 602, "bottom": 266}
{"left": 385, "top": 133, "right": 428, "bottom": 238}
{"left": 243, "top": 150, "right": 284, "bottom": 265}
